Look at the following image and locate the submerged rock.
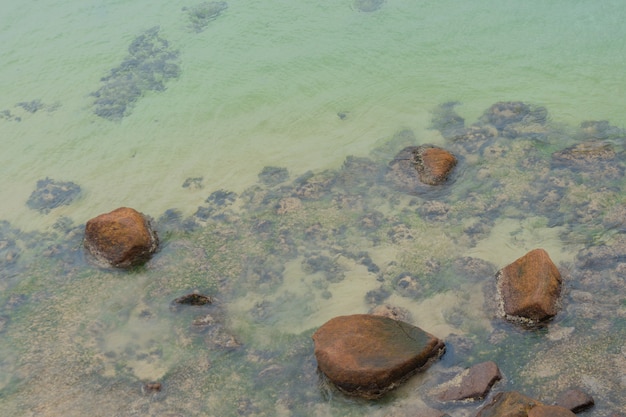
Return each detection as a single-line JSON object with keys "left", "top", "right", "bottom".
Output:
{"left": 84, "top": 207, "right": 159, "bottom": 268}
{"left": 554, "top": 388, "right": 595, "bottom": 413}
{"left": 26, "top": 178, "right": 81, "bottom": 214}
{"left": 552, "top": 140, "right": 617, "bottom": 168}
{"left": 435, "top": 361, "right": 502, "bottom": 402}
{"left": 354, "top": 0, "right": 385, "bottom": 13}
{"left": 480, "top": 101, "right": 547, "bottom": 132}
{"left": 475, "top": 391, "right": 540, "bottom": 417}
{"left": 183, "top": 1, "right": 228, "bottom": 33}
{"left": 312, "top": 314, "right": 444, "bottom": 399}
{"left": 496, "top": 249, "right": 562, "bottom": 324}
{"left": 258, "top": 166, "right": 289, "bottom": 186}
{"left": 91, "top": 27, "right": 180, "bottom": 120}
{"left": 528, "top": 405, "right": 576, "bottom": 417}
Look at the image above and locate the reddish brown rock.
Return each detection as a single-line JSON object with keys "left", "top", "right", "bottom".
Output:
{"left": 84, "top": 207, "right": 159, "bottom": 268}
{"left": 528, "top": 405, "right": 576, "bottom": 417}
{"left": 436, "top": 361, "right": 502, "bottom": 402}
{"left": 418, "top": 146, "right": 458, "bottom": 185}
{"left": 496, "top": 249, "right": 562, "bottom": 323}
{"left": 554, "top": 389, "right": 594, "bottom": 413}
{"left": 312, "top": 314, "right": 445, "bottom": 399}
{"left": 387, "top": 145, "right": 457, "bottom": 192}
{"left": 475, "top": 391, "right": 540, "bottom": 417}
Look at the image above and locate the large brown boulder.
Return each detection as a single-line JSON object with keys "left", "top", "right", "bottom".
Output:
{"left": 84, "top": 207, "right": 159, "bottom": 268}
{"left": 387, "top": 145, "right": 458, "bottom": 192}
{"left": 496, "top": 249, "right": 562, "bottom": 323}
{"left": 312, "top": 314, "right": 445, "bottom": 399}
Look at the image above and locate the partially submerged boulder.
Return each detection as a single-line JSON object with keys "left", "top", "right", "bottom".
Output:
{"left": 496, "top": 249, "right": 562, "bottom": 324}
{"left": 435, "top": 361, "right": 502, "bottom": 402}
{"left": 312, "top": 314, "right": 445, "bottom": 399}
{"left": 84, "top": 207, "right": 158, "bottom": 268}
{"left": 475, "top": 391, "right": 540, "bottom": 417}
{"left": 387, "top": 145, "right": 458, "bottom": 192}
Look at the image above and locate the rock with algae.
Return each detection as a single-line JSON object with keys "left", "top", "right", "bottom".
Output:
{"left": 91, "top": 26, "right": 180, "bottom": 120}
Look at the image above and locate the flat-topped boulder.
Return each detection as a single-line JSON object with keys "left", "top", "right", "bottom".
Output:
{"left": 84, "top": 207, "right": 159, "bottom": 268}
{"left": 496, "top": 249, "right": 562, "bottom": 324}
{"left": 312, "top": 314, "right": 445, "bottom": 399}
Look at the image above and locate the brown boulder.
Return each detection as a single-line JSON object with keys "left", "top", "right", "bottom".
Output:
{"left": 475, "top": 391, "right": 540, "bottom": 417}
{"left": 387, "top": 145, "right": 457, "bottom": 192}
{"left": 496, "top": 249, "right": 562, "bottom": 323}
{"left": 312, "top": 314, "right": 445, "bottom": 399}
{"left": 84, "top": 207, "right": 159, "bottom": 268}
{"left": 436, "top": 361, "right": 502, "bottom": 402}
{"left": 528, "top": 405, "right": 576, "bottom": 417}
{"left": 418, "top": 146, "right": 458, "bottom": 185}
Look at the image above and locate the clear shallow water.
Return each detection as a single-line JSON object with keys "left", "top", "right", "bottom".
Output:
{"left": 1, "top": 1, "right": 626, "bottom": 416}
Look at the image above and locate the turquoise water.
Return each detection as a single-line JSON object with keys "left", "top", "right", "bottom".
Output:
{"left": 1, "top": 1, "right": 626, "bottom": 416}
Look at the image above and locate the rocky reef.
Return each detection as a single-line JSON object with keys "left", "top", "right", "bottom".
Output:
{"left": 1, "top": 101, "right": 625, "bottom": 416}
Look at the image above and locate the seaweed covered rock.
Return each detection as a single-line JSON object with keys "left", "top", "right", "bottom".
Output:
{"left": 91, "top": 27, "right": 180, "bottom": 120}
{"left": 552, "top": 140, "right": 617, "bottom": 168}
{"left": 312, "top": 314, "right": 445, "bottom": 399}
{"left": 84, "top": 207, "right": 159, "bottom": 268}
{"left": 480, "top": 101, "right": 548, "bottom": 133}
{"left": 26, "top": 177, "right": 81, "bottom": 214}
{"left": 354, "top": 0, "right": 385, "bottom": 13}
{"left": 496, "top": 249, "right": 562, "bottom": 324}
{"left": 387, "top": 145, "right": 457, "bottom": 192}
{"left": 183, "top": 1, "right": 228, "bottom": 33}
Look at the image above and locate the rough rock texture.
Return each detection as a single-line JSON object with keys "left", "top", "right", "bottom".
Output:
{"left": 312, "top": 314, "right": 445, "bottom": 399}
{"left": 418, "top": 146, "right": 458, "bottom": 185}
{"left": 436, "top": 361, "right": 502, "bottom": 402}
{"left": 387, "top": 145, "right": 458, "bottom": 192}
{"left": 552, "top": 140, "right": 616, "bottom": 168}
{"left": 84, "top": 207, "right": 159, "bottom": 268}
{"left": 496, "top": 248, "right": 562, "bottom": 323}
{"left": 554, "top": 389, "right": 594, "bottom": 413}
{"left": 475, "top": 391, "right": 540, "bottom": 417}
{"left": 527, "top": 405, "right": 576, "bottom": 417}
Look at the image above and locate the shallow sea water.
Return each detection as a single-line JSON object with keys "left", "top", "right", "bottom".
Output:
{"left": 1, "top": 1, "right": 626, "bottom": 416}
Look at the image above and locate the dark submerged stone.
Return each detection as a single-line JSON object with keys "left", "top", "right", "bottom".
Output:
{"left": 183, "top": 1, "right": 228, "bottom": 33}
{"left": 354, "top": 0, "right": 385, "bottom": 13}
{"left": 26, "top": 177, "right": 81, "bottom": 214}
{"left": 91, "top": 27, "right": 180, "bottom": 120}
